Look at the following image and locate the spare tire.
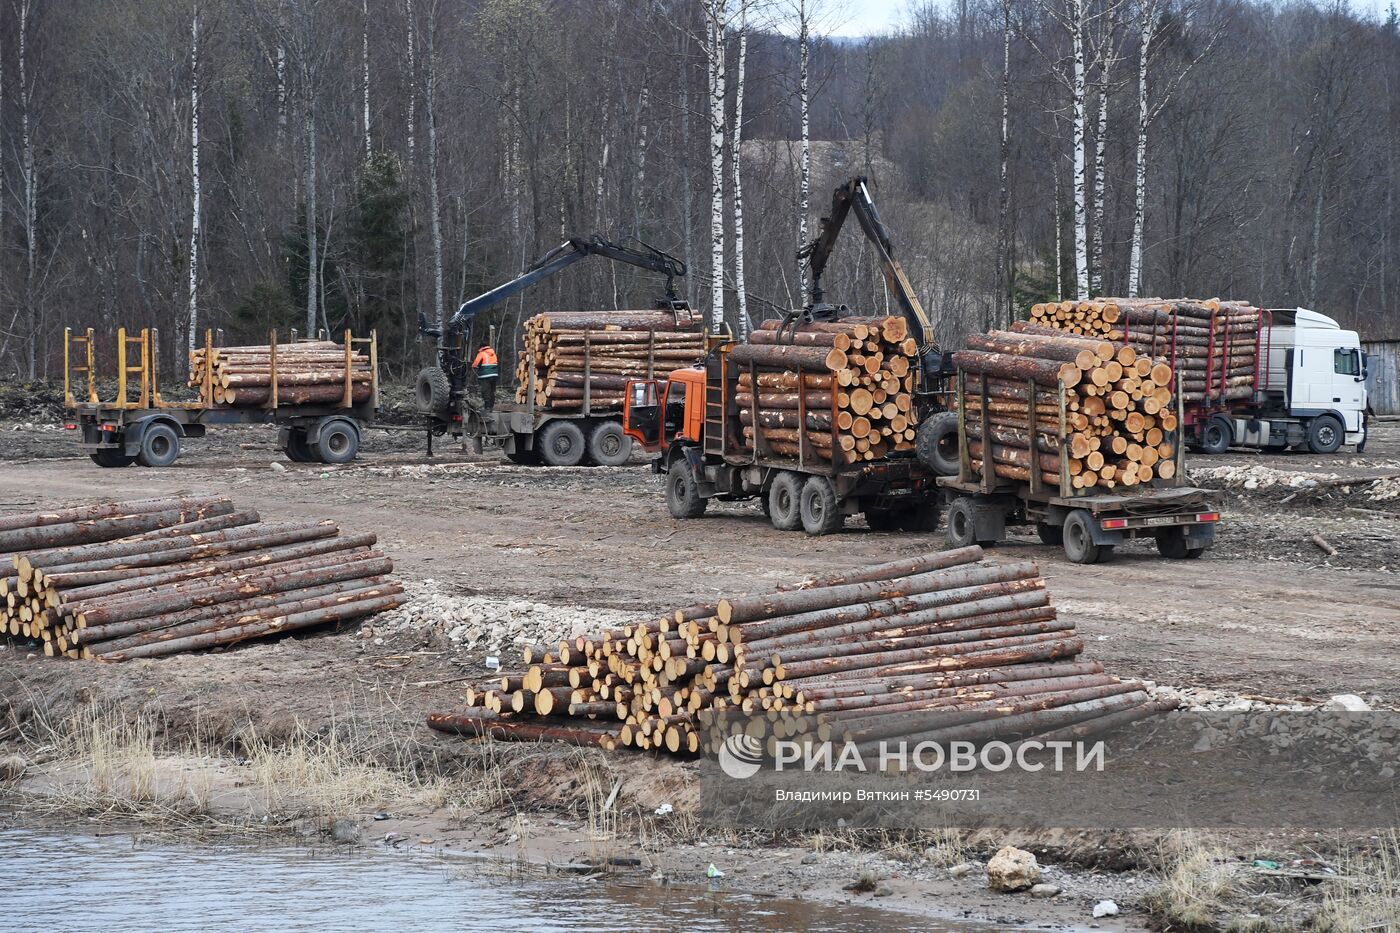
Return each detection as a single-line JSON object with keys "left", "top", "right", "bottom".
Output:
{"left": 916, "top": 410, "right": 961, "bottom": 476}
{"left": 416, "top": 366, "right": 452, "bottom": 416}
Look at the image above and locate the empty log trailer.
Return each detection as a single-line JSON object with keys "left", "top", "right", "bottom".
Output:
{"left": 623, "top": 334, "right": 941, "bottom": 536}
{"left": 938, "top": 342, "right": 1221, "bottom": 564}
{"left": 64, "top": 327, "right": 378, "bottom": 467}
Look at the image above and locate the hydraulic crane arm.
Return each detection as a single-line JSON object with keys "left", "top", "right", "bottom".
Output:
{"left": 419, "top": 235, "right": 687, "bottom": 338}
{"left": 799, "top": 177, "right": 939, "bottom": 355}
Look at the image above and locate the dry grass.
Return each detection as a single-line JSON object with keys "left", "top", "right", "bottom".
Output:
{"left": 1307, "top": 832, "right": 1400, "bottom": 932}
{"left": 1140, "top": 831, "right": 1243, "bottom": 931}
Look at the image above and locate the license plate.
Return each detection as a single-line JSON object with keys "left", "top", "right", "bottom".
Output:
{"left": 1144, "top": 516, "right": 1176, "bottom": 526}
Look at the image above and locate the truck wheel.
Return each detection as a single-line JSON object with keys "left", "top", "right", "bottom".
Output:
{"left": 1156, "top": 528, "right": 1205, "bottom": 560}
{"left": 915, "top": 411, "right": 961, "bottom": 476}
{"left": 946, "top": 497, "right": 994, "bottom": 548}
{"left": 587, "top": 421, "right": 632, "bottom": 467}
{"left": 311, "top": 418, "right": 360, "bottom": 464}
{"left": 1063, "top": 510, "right": 1112, "bottom": 564}
{"left": 284, "top": 430, "right": 316, "bottom": 462}
{"left": 90, "top": 449, "right": 135, "bottom": 468}
{"left": 1036, "top": 522, "right": 1064, "bottom": 546}
{"left": 665, "top": 466, "right": 707, "bottom": 519}
{"left": 1200, "top": 416, "right": 1232, "bottom": 455}
{"left": 1306, "top": 415, "right": 1343, "bottom": 454}
{"left": 863, "top": 509, "right": 901, "bottom": 531}
{"left": 898, "top": 502, "right": 941, "bottom": 532}
{"left": 136, "top": 423, "right": 180, "bottom": 468}
{"left": 538, "top": 421, "right": 586, "bottom": 466}
{"left": 416, "top": 366, "right": 452, "bottom": 416}
{"left": 799, "top": 476, "right": 844, "bottom": 536}
{"left": 768, "top": 472, "right": 804, "bottom": 531}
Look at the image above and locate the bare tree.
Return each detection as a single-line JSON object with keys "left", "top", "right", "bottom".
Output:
{"left": 732, "top": 0, "right": 750, "bottom": 337}
{"left": 796, "top": 0, "right": 812, "bottom": 300}
{"left": 188, "top": 0, "right": 202, "bottom": 355}
{"left": 362, "top": 0, "right": 372, "bottom": 159}
{"left": 705, "top": 0, "right": 728, "bottom": 331}
{"left": 424, "top": 0, "right": 443, "bottom": 329}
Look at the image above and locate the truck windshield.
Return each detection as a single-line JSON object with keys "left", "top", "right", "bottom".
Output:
{"left": 1334, "top": 349, "right": 1361, "bottom": 376}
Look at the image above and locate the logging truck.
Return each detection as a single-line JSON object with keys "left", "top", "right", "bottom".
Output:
{"left": 623, "top": 347, "right": 941, "bottom": 536}
{"left": 416, "top": 236, "right": 703, "bottom": 465}
{"left": 937, "top": 359, "right": 1221, "bottom": 564}
{"left": 1180, "top": 308, "right": 1368, "bottom": 455}
{"left": 63, "top": 327, "right": 378, "bottom": 468}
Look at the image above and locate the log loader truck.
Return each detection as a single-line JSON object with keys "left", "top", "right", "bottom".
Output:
{"left": 415, "top": 235, "right": 698, "bottom": 465}
{"left": 623, "top": 177, "right": 962, "bottom": 534}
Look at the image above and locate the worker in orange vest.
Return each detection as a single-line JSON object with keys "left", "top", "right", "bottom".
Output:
{"left": 472, "top": 343, "right": 500, "bottom": 410}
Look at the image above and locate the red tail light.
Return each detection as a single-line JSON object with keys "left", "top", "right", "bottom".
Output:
{"left": 1101, "top": 518, "right": 1128, "bottom": 530}
{"left": 63, "top": 423, "right": 77, "bottom": 430}
{"left": 1196, "top": 512, "right": 1221, "bottom": 523}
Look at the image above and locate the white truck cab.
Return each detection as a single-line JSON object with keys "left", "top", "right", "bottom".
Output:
{"left": 1244, "top": 308, "right": 1368, "bottom": 451}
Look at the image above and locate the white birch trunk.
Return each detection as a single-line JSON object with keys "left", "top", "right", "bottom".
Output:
{"left": 362, "top": 0, "right": 372, "bottom": 159}
{"left": 1091, "top": 76, "right": 1108, "bottom": 295}
{"left": 798, "top": 0, "right": 811, "bottom": 300}
{"left": 405, "top": 0, "right": 416, "bottom": 167}
{"left": 305, "top": 105, "right": 318, "bottom": 335}
{"left": 1128, "top": 6, "right": 1152, "bottom": 297}
{"left": 732, "top": 0, "right": 749, "bottom": 337}
{"left": 426, "top": 18, "right": 444, "bottom": 330}
{"left": 996, "top": 0, "right": 1011, "bottom": 324}
{"left": 1053, "top": 156, "right": 1064, "bottom": 298}
{"left": 707, "top": 0, "right": 728, "bottom": 332}
{"left": 635, "top": 81, "right": 648, "bottom": 236}
{"left": 188, "top": 2, "right": 201, "bottom": 356}
{"left": 276, "top": 1, "right": 287, "bottom": 151}
{"left": 679, "top": 33, "right": 695, "bottom": 307}
{"left": 1070, "top": 0, "right": 1090, "bottom": 300}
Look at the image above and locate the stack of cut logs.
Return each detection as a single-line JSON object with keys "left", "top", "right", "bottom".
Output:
{"left": 428, "top": 547, "right": 1170, "bottom": 755}
{"left": 0, "top": 496, "right": 400, "bottom": 660}
{"left": 726, "top": 316, "right": 918, "bottom": 465}
{"left": 951, "top": 325, "right": 1178, "bottom": 491}
{"left": 189, "top": 340, "right": 373, "bottom": 407}
{"left": 514, "top": 311, "right": 706, "bottom": 412}
{"left": 1028, "top": 300, "right": 1123, "bottom": 337}
{"left": 1112, "top": 298, "right": 1261, "bottom": 403}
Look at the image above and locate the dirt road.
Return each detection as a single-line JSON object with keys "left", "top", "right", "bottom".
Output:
{"left": 3, "top": 418, "right": 1398, "bottom": 706}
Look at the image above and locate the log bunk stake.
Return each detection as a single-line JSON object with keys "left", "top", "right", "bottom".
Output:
{"left": 0, "top": 496, "right": 401, "bottom": 659}
{"left": 428, "top": 548, "right": 1172, "bottom": 754}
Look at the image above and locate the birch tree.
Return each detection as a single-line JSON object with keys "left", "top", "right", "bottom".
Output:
{"left": 731, "top": 0, "right": 750, "bottom": 337}
{"left": 404, "top": 0, "right": 416, "bottom": 167}
{"left": 796, "top": 0, "right": 812, "bottom": 300}
{"left": 424, "top": 1, "right": 444, "bottom": 330}
{"left": 187, "top": 0, "right": 202, "bottom": 355}
{"left": 996, "top": 0, "right": 1013, "bottom": 323}
{"left": 18, "top": 0, "right": 39, "bottom": 376}
{"left": 705, "top": 0, "right": 728, "bottom": 332}
{"left": 362, "top": 0, "right": 372, "bottom": 159}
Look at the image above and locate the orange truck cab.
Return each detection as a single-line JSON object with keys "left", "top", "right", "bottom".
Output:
{"left": 622, "top": 367, "right": 706, "bottom": 452}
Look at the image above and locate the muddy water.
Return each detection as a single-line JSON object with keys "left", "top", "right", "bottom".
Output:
{"left": 0, "top": 829, "right": 987, "bottom": 932}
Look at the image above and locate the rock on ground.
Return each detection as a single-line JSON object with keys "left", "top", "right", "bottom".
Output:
{"left": 987, "top": 845, "right": 1041, "bottom": 892}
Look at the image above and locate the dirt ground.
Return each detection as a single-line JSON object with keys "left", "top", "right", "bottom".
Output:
{"left": 2, "top": 406, "right": 1399, "bottom": 930}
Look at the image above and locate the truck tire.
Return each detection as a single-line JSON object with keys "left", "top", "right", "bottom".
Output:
{"left": 915, "top": 411, "right": 961, "bottom": 476}
{"left": 768, "top": 472, "right": 804, "bottom": 531}
{"left": 416, "top": 366, "right": 452, "bottom": 416}
{"left": 1063, "top": 510, "right": 1112, "bottom": 564}
{"left": 284, "top": 429, "right": 316, "bottom": 462}
{"left": 946, "top": 497, "right": 995, "bottom": 548}
{"left": 799, "top": 476, "right": 844, "bottom": 536}
{"left": 1306, "top": 415, "right": 1343, "bottom": 454}
{"left": 136, "top": 423, "right": 180, "bottom": 468}
{"left": 1200, "top": 416, "right": 1232, "bottom": 455}
{"left": 311, "top": 418, "right": 359, "bottom": 464}
{"left": 1156, "top": 528, "right": 1205, "bottom": 560}
{"left": 90, "top": 449, "right": 136, "bottom": 468}
{"left": 538, "top": 420, "right": 586, "bottom": 466}
{"left": 587, "top": 421, "right": 632, "bottom": 467}
{"left": 665, "top": 466, "right": 707, "bottom": 519}
{"left": 1036, "top": 522, "right": 1064, "bottom": 546}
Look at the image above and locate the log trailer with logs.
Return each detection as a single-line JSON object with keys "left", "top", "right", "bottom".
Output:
{"left": 939, "top": 327, "right": 1221, "bottom": 564}
{"left": 415, "top": 236, "right": 709, "bottom": 466}
{"left": 1030, "top": 299, "right": 1368, "bottom": 455}
{"left": 64, "top": 327, "right": 379, "bottom": 467}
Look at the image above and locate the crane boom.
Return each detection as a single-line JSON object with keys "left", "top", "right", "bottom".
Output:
{"left": 800, "top": 176, "right": 939, "bottom": 355}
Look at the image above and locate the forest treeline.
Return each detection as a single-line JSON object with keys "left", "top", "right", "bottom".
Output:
{"left": 0, "top": 0, "right": 1396, "bottom": 381}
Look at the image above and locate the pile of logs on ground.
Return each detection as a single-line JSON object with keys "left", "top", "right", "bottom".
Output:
{"left": 1029, "top": 298, "right": 1262, "bottom": 404}
{"left": 428, "top": 547, "right": 1169, "bottom": 755}
{"left": 514, "top": 311, "right": 706, "bottom": 412}
{"left": 0, "top": 496, "right": 401, "bottom": 660}
{"left": 189, "top": 340, "right": 373, "bottom": 407}
{"left": 951, "top": 326, "right": 1178, "bottom": 492}
{"left": 727, "top": 316, "right": 918, "bottom": 465}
